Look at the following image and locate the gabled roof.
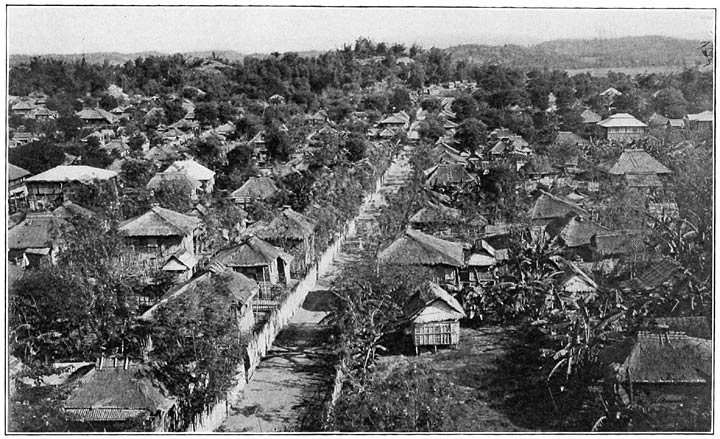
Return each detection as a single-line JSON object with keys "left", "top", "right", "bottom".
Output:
{"left": 64, "top": 361, "right": 175, "bottom": 421}
{"left": 26, "top": 165, "right": 118, "bottom": 183}
{"left": 686, "top": 110, "right": 713, "bottom": 122}
{"left": 99, "top": 139, "right": 130, "bottom": 154}
{"left": 597, "top": 113, "right": 648, "bottom": 128}
{"left": 379, "top": 228, "right": 466, "bottom": 267}
{"left": 529, "top": 191, "right": 588, "bottom": 221}
{"left": 409, "top": 202, "right": 462, "bottom": 225}
{"left": 648, "top": 113, "right": 670, "bottom": 126}
{"left": 139, "top": 270, "right": 258, "bottom": 322}
{"left": 522, "top": 155, "right": 561, "bottom": 176}
{"left": 230, "top": 177, "right": 280, "bottom": 201}
{"left": 623, "top": 331, "right": 711, "bottom": 383}
{"left": 118, "top": 206, "right": 201, "bottom": 237}
{"left": 164, "top": 159, "right": 215, "bottom": 181}
{"left": 75, "top": 107, "right": 118, "bottom": 123}
{"left": 403, "top": 281, "right": 466, "bottom": 320}
{"left": 609, "top": 149, "right": 672, "bottom": 175}
{"left": 212, "top": 236, "right": 292, "bottom": 268}
{"left": 247, "top": 207, "right": 317, "bottom": 241}
{"left": 556, "top": 216, "right": 608, "bottom": 248}
{"left": 599, "top": 87, "right": 622, "bottom": 97}
{"left": 8, "top": 213, "right": 68, "bottom": 250}
{"left": 144, "top": 145, "right": 180, "bottom": 162}
{"left": 162, "top": 249, "right": 198, "bottom": 271}
{"left": 424, "top": 164, "right": 476, "bottom": 187}
{"left": 378, "top": 114, "right": 408, "bottom": 125}
{"left": 580, "top": 108, "right": 602, "bottom": 124}
{"left": 8, "top": 163, "right": 31, "bottom": 181}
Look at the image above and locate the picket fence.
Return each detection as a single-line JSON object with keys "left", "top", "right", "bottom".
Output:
{"left": 184, "top": 160, "right": 395, "bottom": 432}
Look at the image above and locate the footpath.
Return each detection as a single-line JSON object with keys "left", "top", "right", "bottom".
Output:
{"left": 217, "top": 149, "right": 415, "bottom": 432}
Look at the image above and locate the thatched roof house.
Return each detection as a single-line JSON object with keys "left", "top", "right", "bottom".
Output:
{"left": 609, "top": 149, "right": 672, "bottom": 176}
{"left": 119, "top": 206, "right": 202, "bottom": 239}
{"left": 529, "top": 191, "right": 588, "bottom": 225}
{"left": 64, "top": 359, "right": 176, "bottom": 429}
{"left": 247, "top": 207, "right": 317, "bottom": 242}
{"left": 211, "top": 236, "right": 292, "bottom": 286}
{"left": 379, "top": 228, "right": 465, "bottom": 268}
{"left": 404, "top": 282, "right": 466, "bottom": 353}
{"left": 229, "top": 176, "right": 280, "bottom": 205}
{"left": 423, "top": 164, "right": 476, "bottom": 188}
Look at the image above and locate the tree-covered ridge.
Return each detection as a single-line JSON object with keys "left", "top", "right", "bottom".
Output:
{"left": 447, "top": 36, "right": 707, "bottom": 69}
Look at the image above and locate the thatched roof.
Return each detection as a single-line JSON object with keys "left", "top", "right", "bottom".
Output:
{"left": 597, "top": 113, "right": 647, "bottom": 128}
{"left": 529, "top": 191, "right": 588, "bottom": 221}
{"left": 521, "top": 155, "right": 561, "bottom": 176}
{"left": 247, "top": 207, "right": 317, "bottom": 241}
{"left": 423, "top": 164, "right": 476, "bottom": 187}
{"left": 8, "top": 213, "right": 67, "bottom": 250}
{"left": 162, "top": 249, "right": 198, "bottom": 271}
{"left": 118, "top": 206, "right": 201, "bottom": 237}
{"left": 403, "top": 281, "right": 466, "bottom": 321}
{"left": 212, "top": 236, "right": 292, "bottom": 268}
{"left": 164, "top": 159, "right": 215, "bottom": 182}
{"left": 8, "top": 163, "right": 30, "bottom": 182}
{"left": 555, "top": 216, "right": 607, "bottom": 248}
{"left": 622, "top": 332, "right": 711, "bottom": 384}
{"left": 139, "top": 270, "right": 259, "bottom": 322}
{"left": 75, "top": 107, "right": 118, "bottom": 123}
{"left": 26, "top": 165, "right": 117, "bottom": 183}
{"left": 379, "top": 228, "right": 465, "bottom": 267}
{"left": 230, "top": 177, "right": 280, "bottom": 201}
{"left": 409, "top": 202, "right": 462, "bottom": 225}
{"left": 609, "top": 149, "right": 672, "bottom": 175}
{"left": 64, "top": 361, "right": 174, "bottom": 422}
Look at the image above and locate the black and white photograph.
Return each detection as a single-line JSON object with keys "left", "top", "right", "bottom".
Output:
{"left": 3, "top": 2, "right": 716, "bottom": 434}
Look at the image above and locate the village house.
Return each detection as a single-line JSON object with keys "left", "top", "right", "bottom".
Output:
{"left": 118, "top": 206, "right": 203, "bottom": 272}
{"left": 210, "top": 236, "right": 293, "bottom": 299}
{"left": 409, "top": 202, "right": 463, "bottom": 237}
{"left": 462, "top": 239, "right": 499, "bottom": 285}
{"left": 379, "top": 228, "right": 466, "bottom": 290}
{"left": 75, "top": 107, "right": 120, "bottom": 125}
{"left": 599, "top": 330, "right": 711, "bottom": 431}
{"left": 403, "top": 281, "right": 466, "bottom": 355}
{"left": 100, "top": 139, "right": 131, "bottom": 158}
{"left": 544, "top": 214, "right": 608, "bottom": 260}
{"left": 423, "top": 163, "right": 476, "bottom": 190}
{"left": 529, "top": 191, "right": 589, "bottom": 226}
{"left": 25, "top": 165, "right": 119, "bottom": 211}
{"left": 11, "top": 99, "right": 37, "bottom": 116}
{"left": 246, "top": 207, "right": 317, "bottom": 276}
{"left": 596, "top": 113, "right": 648, "bottom": 141}
{"left": 140, "top": 269, "right": 260, "bottom": 335}
{"left": 8, "top": 163, "right": 31, "bottom": 213}
{"left": 377, "top": 112, "right": 410, "bottom": 130}
{"left": 229, "top": 176, "right": 280, "bottom": 206}
{"left": 608, "top": 149, "right": 672, "bottom": 189}
{"left": 63, "top": 358, "right": 179, "bottom": 432}
{"left": 8, "top": 212, "right": 68, "bottom": 269}
{"left": 163, "top": 159, "right": 215, "bottom": 193}
{"left": 160, "top": 249, "right": 198, "bottom": 283}
{"left": 590, "top": 230, "right": 646, "bottom": 263}
{"left": 684, "top": 110, "right": 713, "bottom": 132}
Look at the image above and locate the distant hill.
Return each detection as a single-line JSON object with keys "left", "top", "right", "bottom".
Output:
{"left": 9, "top": 50, "right": 246, "bottom": 66}
{"left": 446, "top": 35, "right": 707, "bottom": 70}
{"left": 10, "top": 36, "right": 708, "bottom": 70}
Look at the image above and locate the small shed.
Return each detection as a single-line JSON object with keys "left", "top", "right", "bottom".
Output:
{"left": 404, "top": 282, "right": 466, "bottom": 354}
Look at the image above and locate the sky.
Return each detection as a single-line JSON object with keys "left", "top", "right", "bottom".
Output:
{"left": 7, "top": 5, "right": 716, "bottom": 55}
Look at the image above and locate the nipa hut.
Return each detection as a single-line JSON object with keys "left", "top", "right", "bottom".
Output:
{"left": 403, "top": 281, "right": 466, "bottom": 354}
